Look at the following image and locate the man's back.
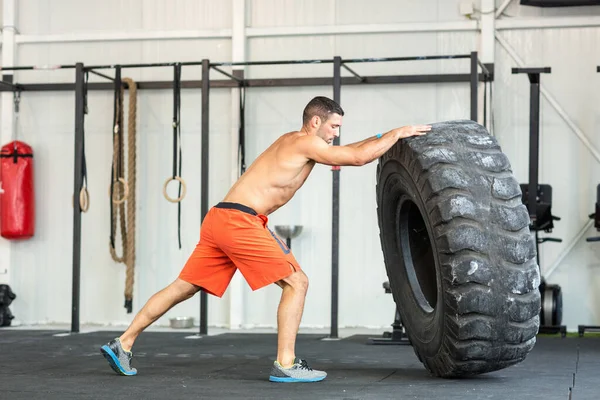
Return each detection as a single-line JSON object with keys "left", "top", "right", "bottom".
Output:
{"left": 223, "top": 131, "right": 316, "bottom": 216}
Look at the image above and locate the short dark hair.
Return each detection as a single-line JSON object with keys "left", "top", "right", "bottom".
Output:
{"left": 302, "top": 96, "right": 344, "bottom": 125}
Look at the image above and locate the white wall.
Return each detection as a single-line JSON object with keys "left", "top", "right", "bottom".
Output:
{"left": 1, "top": 0, "right": 599, "bottom": 332}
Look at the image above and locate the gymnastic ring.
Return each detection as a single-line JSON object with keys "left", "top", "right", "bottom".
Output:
{"left": 72, "top": 187, "right": 90, "bottom": 212}
{"left": 110, "top": 178, "right": 129, "bottom": 205}
{"left": 79, "top": 187, "right": 90, "bottom": 213}
{"left": 163, "top": 176, "right": 187, "bottom": 203}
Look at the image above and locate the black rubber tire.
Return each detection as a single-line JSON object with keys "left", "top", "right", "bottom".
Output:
{"left": 376, "top": 120, "right": 541, "bottom": 378}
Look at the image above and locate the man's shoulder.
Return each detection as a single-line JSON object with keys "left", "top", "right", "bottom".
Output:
{"left": 275, "top": 132, "right": 319, "bottom": 162}
{"left": 288, "top": 132, "right": 326, "bottom": 153}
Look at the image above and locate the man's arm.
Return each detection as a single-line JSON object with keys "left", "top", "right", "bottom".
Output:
{"left": 298, "top": 125, "right": 431, "bottom": 167}
{"left": 345, "top": 135, "right": 380, "bottom": 149}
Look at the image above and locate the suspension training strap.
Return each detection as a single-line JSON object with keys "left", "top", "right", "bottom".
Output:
{"left": 173, "top": 63, "right": 183, "bottom": 249}
{"left": 239, "top": 80, "right": 246, "bottom": 176}
{"left": 80, "top": 72, "right": 89, "bottom": 212}
{"left": 162, "top": 64, "right": 187, "bottom": 247}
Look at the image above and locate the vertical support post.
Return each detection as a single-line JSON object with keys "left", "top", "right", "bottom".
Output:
{"left": 199, "top": 59, "right": 210, "bottom": 335}
{"left": 229, "top": 69, "right": 245, "bottom": 330}
{"left": 512, "top": 67, "right": 551, "bottom": 261}
{"left": 528, "top": 73, "right": 541, "bottom": 225}
{"left": 229, "top": 0, "right": 246, "bottom": 329}
{"left": 330, "top": 56, "right": 342, "bottom": 339}
{"left": 470, "top": 51, "right": 478, "bottom": 122}
{"left": 71, "top": 62, "right": 85, "bottom": 334}
{"left": 0, "top": 0, "right": 17, "bottom": 285}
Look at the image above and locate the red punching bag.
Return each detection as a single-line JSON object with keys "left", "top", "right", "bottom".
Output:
{"left": 0, "top": 141, "right": 35, "bottom": 239}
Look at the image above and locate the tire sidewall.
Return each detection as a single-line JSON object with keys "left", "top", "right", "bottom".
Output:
{"left": 378, "top": 157, "right": 444, "bottom": 357}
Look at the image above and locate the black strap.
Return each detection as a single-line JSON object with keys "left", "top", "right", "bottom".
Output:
{"left": 239, "top": 82, "right": 246, "bottom": 176}
{"left": 82, "top": 72, "right": 89, "bottom": 195}
{"left": 0, "top": 153, "right": 32, "bottom": 157}
{"left": 9, "top": 91, "right": 22, "bottom": 164}
{"left": 110, "top": 66, "right": 122, "bottom": 250}
{"left": 173, "top": 64, "right": 183, "bottom": 249}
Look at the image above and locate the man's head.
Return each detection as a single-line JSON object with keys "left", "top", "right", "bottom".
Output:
{"left": 302, "top": 96, "right": 344, "bottom": 144}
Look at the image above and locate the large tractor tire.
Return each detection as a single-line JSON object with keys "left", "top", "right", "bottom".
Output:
{"left": 376, "top": 120, "right": 540, "bottom": 378}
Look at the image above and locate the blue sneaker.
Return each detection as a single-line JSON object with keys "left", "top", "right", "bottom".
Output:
{"left": 100, "top": 338, "right": 137, "bottom": 376}
{"left": 269, "top": 358, "right": 326, "bottom": 383}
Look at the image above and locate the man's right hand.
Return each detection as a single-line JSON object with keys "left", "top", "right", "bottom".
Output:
{"left": 391, "top": 125, "right": 432, "bottom": 139}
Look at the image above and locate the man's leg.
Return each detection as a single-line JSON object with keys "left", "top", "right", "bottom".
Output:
{"left": 101, "top": 278, "right": 200, "bottom": 376}
{"left": 275, "top": 268, "right": 309, "bottom": 367}
{"left": 120, "top": 278, "right": 200, "bottom": 351}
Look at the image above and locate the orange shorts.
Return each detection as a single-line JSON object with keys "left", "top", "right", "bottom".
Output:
{"left": 178, "top": 202, "right": 301, "bottom": 297}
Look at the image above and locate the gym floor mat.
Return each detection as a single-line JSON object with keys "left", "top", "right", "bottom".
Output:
{"left": 0, "top": 330, "right": 596, "bottom": 399}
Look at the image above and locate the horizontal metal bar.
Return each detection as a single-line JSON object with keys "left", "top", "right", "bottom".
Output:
{"left": 0, "top": 81, "right": 211, "bottom": 91}
{"left": 4, "top": 60, "right": 210, "bottom": 72}
{"left": 342, "top": 54, "right": 471, "bottom": 63}
{"left": 84, "top": 61, "right": 204, "bottom": 70}
{"left": 3, "top": 54, "right": 479, "bottom": 73}
{"left": 212, "top": 54, "right": 472, "bottom": 67}
{"left": 512, "top": 67, "right": 551, "bottom": 74}
{"left": 244, "top": 74, "right": 490, "bottom": 86}
{"left": 1, "top": 64, "right": 77, "bottom": 71}
{"left": 212, "top": 59, "right": 334, "bottom": 67}
{"left": 0, "top": 73, "right": 490, "bottom": 92}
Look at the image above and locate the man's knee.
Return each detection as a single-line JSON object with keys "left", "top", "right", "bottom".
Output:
{"left": 281, "top": 269, "right": 309, "bottom": 293}
{"left": 172, "top": 278, "right": 202, "bottom": 299}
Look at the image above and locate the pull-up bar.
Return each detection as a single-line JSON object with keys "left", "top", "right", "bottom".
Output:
{"left": 0, "top": 64, "right": 77, "bottom": 71}
{"left": 1, "top": 53, "right": 492, "bottom": 93}
{"left": 210, "top": 54, "right": 472, "bottom": 67}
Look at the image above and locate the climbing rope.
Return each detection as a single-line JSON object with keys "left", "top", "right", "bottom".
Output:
{"left": 109, "top": 70, "right": 138, "bottom": 313}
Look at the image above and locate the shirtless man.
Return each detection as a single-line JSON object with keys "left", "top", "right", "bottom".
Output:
{"left": 100, "top": 96, "right": 431, "bottom": 382}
